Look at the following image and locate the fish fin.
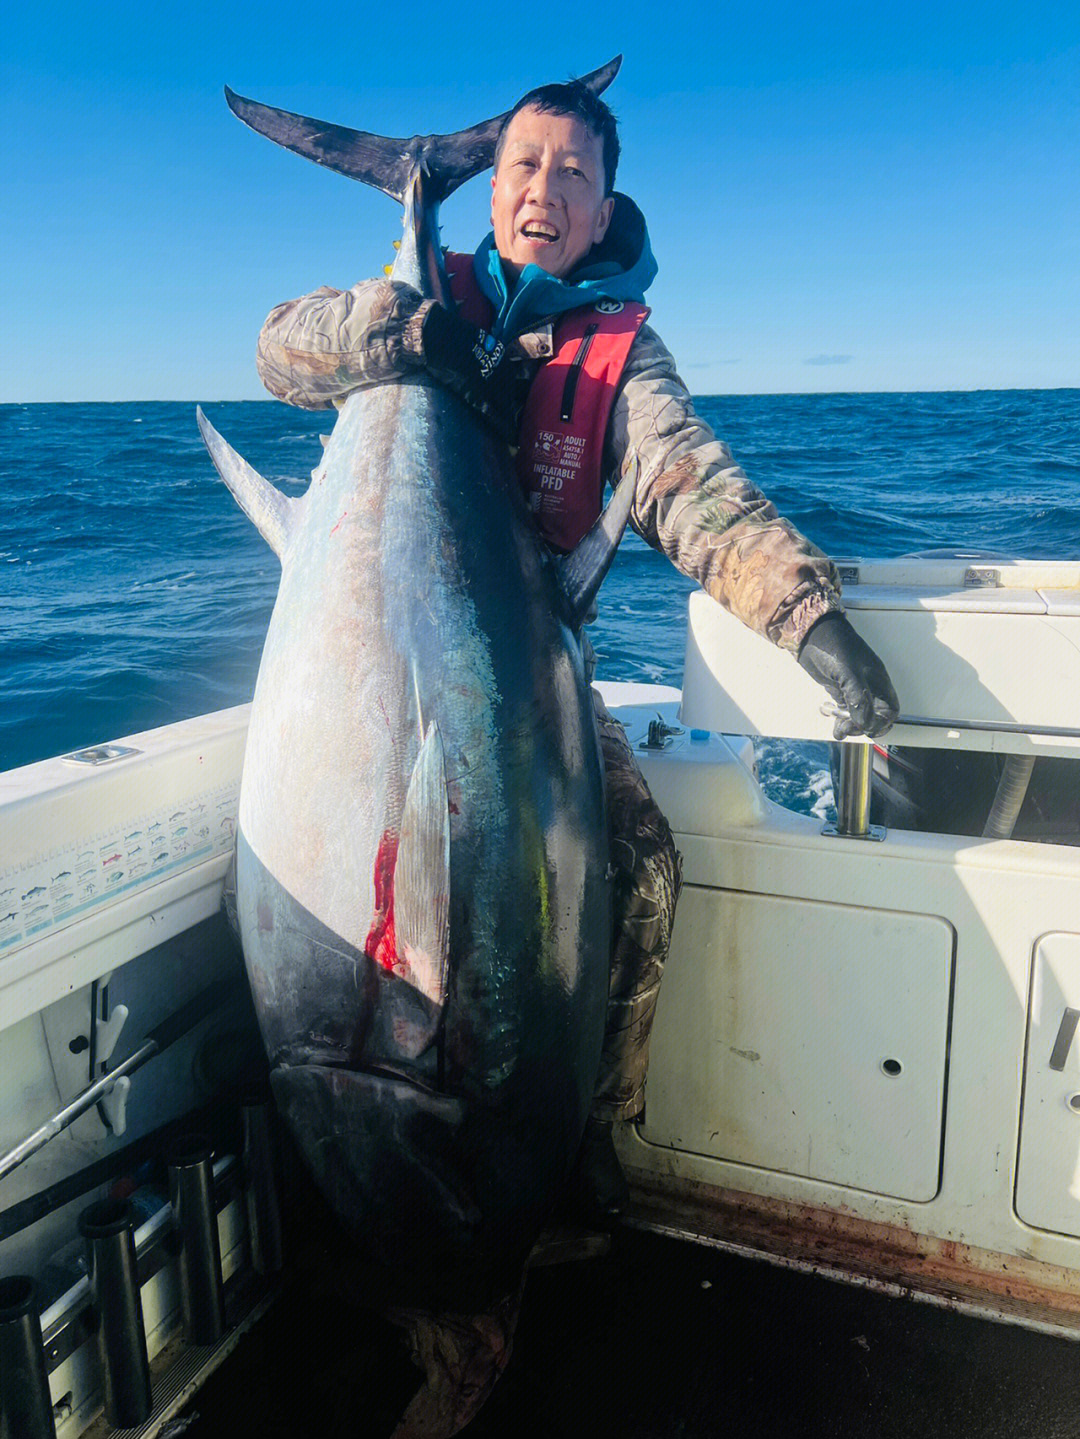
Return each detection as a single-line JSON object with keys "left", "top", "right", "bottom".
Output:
{"left": 223, "top": 57, "right": 621, "bottom": 202}
{"left": 554, "top": 464, "right": 636, "bottom": 630}
{"left": 388, "top": 1284, "right": 524, "bottom": 1439}
{"left": 196, "top": 407, "right": 294, "bottom": 559}
{"left": 394, "top": 721, "right": 451, "bottom": 1007}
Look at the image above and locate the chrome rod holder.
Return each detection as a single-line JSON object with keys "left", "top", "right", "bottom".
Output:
{"left": 823, "top": 741, "right": 886, "bottom": 841}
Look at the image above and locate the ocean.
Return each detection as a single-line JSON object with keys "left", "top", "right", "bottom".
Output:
{"left": 3, "top": 391, "right": 1079, "bottom": 813}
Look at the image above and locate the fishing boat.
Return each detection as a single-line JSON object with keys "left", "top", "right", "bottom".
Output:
{"left": 3, "top": 551, "right": 1080, "bottom": 1435}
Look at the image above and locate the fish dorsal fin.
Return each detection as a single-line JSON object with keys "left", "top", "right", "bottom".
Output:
{"left": 394, "top": 721, "right": 451, "bottom": 1007}
{"left": 554, "top": 465, "right": 636, "bottom": 630}
{"left": 196, "top": 407, "right": 295, "bottom": 559}
{"left": 223, "top": 57, "right": 622, "bottom": 202}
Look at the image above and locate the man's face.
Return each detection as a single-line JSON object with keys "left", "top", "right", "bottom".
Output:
{"left": 491, "top": 107, "right": 614, "bottom": 280}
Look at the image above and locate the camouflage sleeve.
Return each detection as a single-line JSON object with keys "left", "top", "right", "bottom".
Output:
{"left": 607, "top": 324, "right": 844, "bottom": 654}
{"left": 255, "top": 280, "right": 432, "bottom": 411}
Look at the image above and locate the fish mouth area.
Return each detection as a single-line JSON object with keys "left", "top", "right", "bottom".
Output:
{"left": 269, "top": 1061, "right": 533, "bottom": 1306}
{"left": 272, "top": 1050, "right": 445, "bottom": 1098}
{"left": 270, "top": 1060, "right": 476, "bottom": 1218}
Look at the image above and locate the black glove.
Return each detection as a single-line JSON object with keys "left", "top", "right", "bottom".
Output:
{"left": 798, "top": 612, "right": 899, "bottom": 740}
{"left": 420, "top": 303, "right": 520, "bottom": 446}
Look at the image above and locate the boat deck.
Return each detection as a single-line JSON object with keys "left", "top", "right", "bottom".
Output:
{"left": 177, "top": 1220, "right": 1080, "bottom": 1439}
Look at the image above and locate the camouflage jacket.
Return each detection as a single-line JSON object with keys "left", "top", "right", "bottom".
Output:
{"left": 256, "top": 281, "right": 844, "bottom": 655}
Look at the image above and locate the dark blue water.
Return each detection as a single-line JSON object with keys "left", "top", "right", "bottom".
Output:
{"left": 4, "top": 393, "right": 1079, "bottom": 810}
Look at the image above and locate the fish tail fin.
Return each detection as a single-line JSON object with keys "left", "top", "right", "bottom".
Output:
{"left": 196, "top": 407, "right": 294, "bottom": 559}
{"left": 388, "top": 1287, "right": 524, "bottom": 1439}
{"left": 224, "top": 56, "right": 622, "bottom": 202}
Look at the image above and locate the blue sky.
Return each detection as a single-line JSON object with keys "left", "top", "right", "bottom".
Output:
{"left": 3, "top": 1, "right": 1078, "bottom": 400}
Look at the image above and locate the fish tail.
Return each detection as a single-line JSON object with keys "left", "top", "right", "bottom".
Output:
{"left": 223, "top": 56, "right": 621, "bottom": 203}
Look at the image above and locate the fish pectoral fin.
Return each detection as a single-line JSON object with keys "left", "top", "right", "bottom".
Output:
{"left": 554, "top": 463, "right": 637, "bottom": 630}
{"left": 393, "top": 721, "right": 451, "bottom": 1007}
{"left": 196, "top": 407, "right": 295, "bottom": 559}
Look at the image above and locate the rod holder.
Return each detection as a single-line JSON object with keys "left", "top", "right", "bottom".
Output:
{"left": 241, "top": 1094, "right": 283, "bottom": 1276}
{"left": 836, "top": 741, "right": 872, "bottom": 836}
{"left": 168, "top": 1135, "right": 225, "bottom": 1346}
{"left": 822, "top": 740, "right": 885, "bottom": 841}
{"left": 0, "top": 1276, "right": 57, "bottom": 1439}
{"left": 78, "top": 1198, "right": 152, "bottom": 1428}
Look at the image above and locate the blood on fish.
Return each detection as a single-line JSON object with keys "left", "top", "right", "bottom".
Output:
{"left": 364, "top": 829, "right": 399, "bottom": 971}
{"left": 329, "top": 511, "right": 348, "bottom": 535}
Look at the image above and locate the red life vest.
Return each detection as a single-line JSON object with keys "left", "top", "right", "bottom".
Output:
{"left": 445, "top": 252, "right": 649, "bottom": 553}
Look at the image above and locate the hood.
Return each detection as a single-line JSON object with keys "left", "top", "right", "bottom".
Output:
{"left": 472, "top": 194, "right": 657, "bottom": 346}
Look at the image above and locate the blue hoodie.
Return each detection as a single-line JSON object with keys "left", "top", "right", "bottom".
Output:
{"left": 471, "top": 193, "right": 658, "bottom": 348}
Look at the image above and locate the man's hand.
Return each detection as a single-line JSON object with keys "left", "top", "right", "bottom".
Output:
{"left": 256, "top": 277, "right": 520, "bottom": 440}
{"left": 418, "top": 303, "right": 520, "bottom": 445}
{"left": 257, "top": 277, "right": 427, "bottom": 409}
{"left": 797, "top": 613, "right": 899, "bottom": 740}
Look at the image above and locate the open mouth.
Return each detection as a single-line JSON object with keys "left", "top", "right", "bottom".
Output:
{"left": 520, "top": 222, "right": 560, "bottom": 243}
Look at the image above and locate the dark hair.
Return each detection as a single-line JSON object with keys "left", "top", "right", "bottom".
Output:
{"left": 494, "top": 81, "right": 620, "bottom": 195}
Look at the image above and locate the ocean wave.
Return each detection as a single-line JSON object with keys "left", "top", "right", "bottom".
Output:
{"left": 5, "top": 392, "right": 1080, "bottom": 774}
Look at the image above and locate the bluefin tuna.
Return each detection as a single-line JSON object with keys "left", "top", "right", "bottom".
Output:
{"left": 198, "top": 59, "right": 631, "bottom": 1310}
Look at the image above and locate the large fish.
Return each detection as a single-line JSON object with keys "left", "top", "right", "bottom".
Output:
{"left": 198, "top": 58, "right": 630, "bottom": 1310}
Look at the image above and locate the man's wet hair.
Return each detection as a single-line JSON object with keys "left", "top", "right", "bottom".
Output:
{"left": 494, "top": 81, "right": 620, "bottom": 195}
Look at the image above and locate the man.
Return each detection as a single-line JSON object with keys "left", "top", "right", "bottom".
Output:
{"left": 255, "top": 80, "right": 899, "bottom": 1221}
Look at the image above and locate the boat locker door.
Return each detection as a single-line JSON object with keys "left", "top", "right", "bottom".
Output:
{"left": 1016, "top": 933, "right": 1080, "bottom": 1236}
{"left": 639, "top": 889, "right": 954, "bottom": 1202}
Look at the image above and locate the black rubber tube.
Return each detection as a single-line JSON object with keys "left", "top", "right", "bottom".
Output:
{"left": 78, "top": 1199, "right": 152, "bottom": 1427}
{"left": 0, "top": 1275, "right": 57, "bottom": 1439}
{"left": 241, "top": 1096, "right": 283, "bottom": 1276}
{"left": 168, "top": 1136, "right": 225, "bottom": 1345}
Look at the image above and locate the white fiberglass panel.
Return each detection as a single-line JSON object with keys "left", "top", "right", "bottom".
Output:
{"left": 1016, "top": 934, "right": 1080, "bottom": 1236}
{"left": 640, "top": 888, "right": 953, "bottom": 1201}
{"left": 681, "top": 588, "right": 1080, "bottom": 757}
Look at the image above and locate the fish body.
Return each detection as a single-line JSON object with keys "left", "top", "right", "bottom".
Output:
{"left": 200, "top": 60, "right": 627, "bottom": 1306}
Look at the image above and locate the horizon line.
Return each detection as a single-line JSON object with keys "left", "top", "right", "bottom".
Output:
{"left": 4, "top": 385, "right": 1079, "bottom": 406}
